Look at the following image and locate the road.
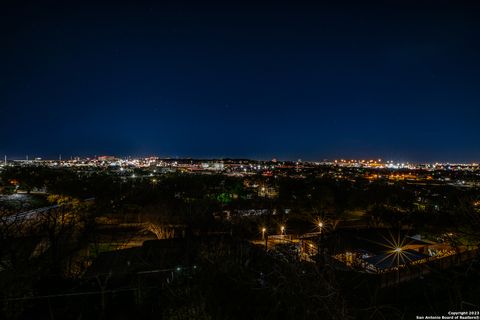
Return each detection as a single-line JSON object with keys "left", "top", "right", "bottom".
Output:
{"left": 3, "top": 197, "right": 94, "bottom": 223}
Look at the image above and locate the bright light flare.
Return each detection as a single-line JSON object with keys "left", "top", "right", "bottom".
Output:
{"left": 367, "top": 231, "right": 414, "bottom": 268}
{"left": 314, "top": 217, "right": 325, "bottom": 232}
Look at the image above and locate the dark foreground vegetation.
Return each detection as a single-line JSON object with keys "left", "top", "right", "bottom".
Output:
{"left": 0, "top": 165, "right": 479, "bottom": 319}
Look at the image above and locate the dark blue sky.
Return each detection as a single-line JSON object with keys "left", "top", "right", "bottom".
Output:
{"left": 1, "top": 1, "right": 479, "bottom": 162}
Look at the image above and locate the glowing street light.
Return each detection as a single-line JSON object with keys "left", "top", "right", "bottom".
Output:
{"left": 317, "top": 221, "right": 324, "bottom": 258}
{"left": 280, "top": 225, "right": 285, "bottom": 235}
{"left": 262, "top": 227, "right": 268, "bottom": 250}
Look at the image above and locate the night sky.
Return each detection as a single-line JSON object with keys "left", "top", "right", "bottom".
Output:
{"left": 1, "top": 1, "right": 479, "bottom": 162}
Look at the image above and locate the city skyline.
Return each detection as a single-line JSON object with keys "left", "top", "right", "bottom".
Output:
{"left": 2, "top": 154, "right": 479, "bottom": 167}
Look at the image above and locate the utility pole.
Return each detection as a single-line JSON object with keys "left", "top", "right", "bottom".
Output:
{"left": 4, "top": 155, "right": 6, "bottom": 165}
{"left": 317, "top": 222, "right": 323, "bottom": 261}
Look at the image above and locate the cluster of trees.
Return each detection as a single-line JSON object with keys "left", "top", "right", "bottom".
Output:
{"left": 0, "top": 194, "right": 97, "bottom": 318}
{"left": 2, "top": 165, "right": 478, "bottom": 239}
{"left": 0, "top": 165, "right": 479, "bottom": 319}
{"left": 4, "top": 236, "right": 353, "bottom": 319}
